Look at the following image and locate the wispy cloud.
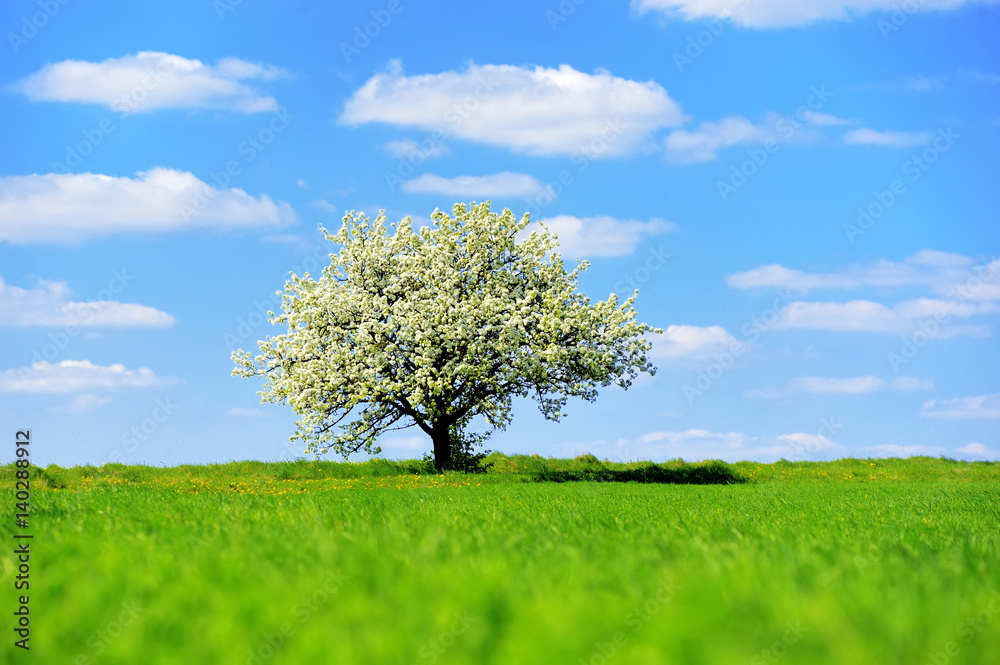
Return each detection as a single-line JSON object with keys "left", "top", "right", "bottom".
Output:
{"left": 800, "top": 111, "right": 854, "bottom": 126}
{"left": 663, "top": 110, "right": 837, "bottom": 162}
{"left": 632, "top": 0, "right": 992, "bottom": 29}
{"left": 0, "top": 278, "right": 175, "bottom": 327}
{"left": 399, "top": 172, "right": 551, "bottom": 198}
{"left": 920, "top": 394, "right": 1000, "bottom": 419}
{"left": 224, "top": 407, "right": 274, "bottom": 418}
{"left": 0, "top": 360, "right": 178, "bottom": 394}
{"left": 727, "top": 250, "right": 993, "bottom": 294}
{"left": 792, "top": 375, "right": 933, "bottom": 394}
{"left": 340, "top": 61, "right": 683, "bottom": 156}
{"left": 524, "top": 215, "right": 674, "bottom": 258}
{"left": 955, "top": 442, "right": 1000, "bottom": 459}
{"left": 309, "top": 200, "right": 340, "bottom": 213}
{"left": 772, "top": 299, "right": 995, "bottom": 336}
{"left": 555, "top": 428, "right": 841, "bottom": 463}
{"left": 885, "top": 68, "right": 1000, "bottom": 93}
{"left": 844, "top": 128, "right": 933, "bottom": 147}
{"left": 664, "top": 116, "right": 772, "bottom": 163}
{"left": 748, "top": 375, "right": 934, "bottom": 399}
{"left": 11, "top": 51, "right": 286, "bottom": 113}
{"left": 0, "top": 169, "right": 296, "bottom": 244}
{"left": 860, "top": 444, "right": 946, "bottom": 458}
{"left": 648, "top": 325, "right": 740, "bottom": 362}
{"left": 376, "top": 435, "right": 429, "bottom": 457}
{"left": 728, "top": 251, "right": 1000, "bottom": 335}
{"left": 66, "top": 394, "right": 114, "bottom": 414}
{"left": 384, "top": 139, "right": 450, "bottom": 160}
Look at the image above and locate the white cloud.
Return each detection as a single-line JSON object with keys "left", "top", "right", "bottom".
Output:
{"left": 67, "top": 394, "right": 113, "bottom": 414}
{"left": 557, "top": 428, "right": 841, "bottom": 462}
{"left": 638, "top": 429, "right": 745, "bottom": 448}
{"left": 772, "top": 299, "right": 995, "bottom": 335}
{"left": 663, "top": 110, "right": 833, "bottom": 162}
{"left": 891, "top": 377, "right": 935, "bottom": 391}
{"left": 648, "top": 325, "right": 740, "bottom": 362}
{"left": 0, "top": 360, "right": 177, "bottom": 394}
{"left": 793, "top": 376, "right": 887, "bottom": 394}
{"left": 0, "top": 278, "right": 175, "bottom": 327}
{"left": 631, "top": 0, "right": 992, "bottom": 29}
{"left": 800, "top": 111, "right": 854, "bottom": 126}
{"left": 664, "top": 116, "right": 772, "bottom": 163}
{"left": 0, "top": 169, "right": 296, "bottom": 244}
{"left": 376, "top": 435, "right": 429, "bottom": 458}
{"left": 224, "top": 407, "right": 274, "bottom": 418}
{"left": 727, "top": 250, "right": 992, "bottom": 293}
{"left": 12, "top": 51, "right": 285, "bottom": 113}
{"left": 844, "top": 128, "right": 933, "bottom": 147}
{"left": 743, "top": 388, "right": 786, "bottom": 400}
{"left": 384, "top": 139, "right": 450, "bottom": 160}
{"left": 884, "top": 69, "right": 1000, "bottom": 93}
{"left": 728, "top": 251, "right": 1000, "bottom": 335}
{"left": 262, "top": 233, "right": 307, "bottom": 244}
{"left": 791, "top": 375, "right": 935, "bottom": 394}
{"left": 861, "top": 444, "right": 946, "bottom": 457}
{"left": 902, "top": 75, "right": 948, "bottom": 92}
{"left": 920, "top": 394, "right": 1000, "bottom": 419}
{"left": 776, "top": 432, "right": 837, "bottom": 451}
{"left": 954, "top": 442, "right": 1000, "bottom": 459}
{"left": 524, "top": 215, "right": 674, "bottom": 258}
{"left": 309, "top": 200, "right": 341, "bottom": 214}
{"left": 753, "top": 375, "right": 933, "bottom": 398}
{"left": 400, "top": 172, "right": 551, "bottom": 198}
{"left": 340, "top": 61, "right": 684, "bottom": 156}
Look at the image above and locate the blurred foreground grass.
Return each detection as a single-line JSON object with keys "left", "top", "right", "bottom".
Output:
{"left": 2, "top": 455, "right": 998, "bottom": 664}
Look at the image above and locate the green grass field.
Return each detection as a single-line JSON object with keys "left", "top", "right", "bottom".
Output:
{"left": 3, "top": 455, "right": 999, "bottom": 664}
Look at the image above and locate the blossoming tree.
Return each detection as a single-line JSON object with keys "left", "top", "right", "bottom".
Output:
{"left": 233, "top": 201, "right": 661, "bottom": 470}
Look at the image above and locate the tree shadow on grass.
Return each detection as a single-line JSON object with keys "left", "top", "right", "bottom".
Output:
{"left": 530, "top": 460, "right": 745, "bottom": 485}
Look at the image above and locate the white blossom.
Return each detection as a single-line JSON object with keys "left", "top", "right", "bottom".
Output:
{"left": 233, "top": 202, "right": 661, "bottom": 467}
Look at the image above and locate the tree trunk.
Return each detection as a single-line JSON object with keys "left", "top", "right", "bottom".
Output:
{"left": 431, "top": 422, "right": 453, "bottom": 471}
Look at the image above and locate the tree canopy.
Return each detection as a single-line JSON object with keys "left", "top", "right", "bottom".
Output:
{"left": 233, "top": 201, "right": 661, "bottom": 469}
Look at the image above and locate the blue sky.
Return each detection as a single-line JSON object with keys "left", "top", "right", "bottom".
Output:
{"left": 1, "top": 0, "right": 998, "bottom": 466}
